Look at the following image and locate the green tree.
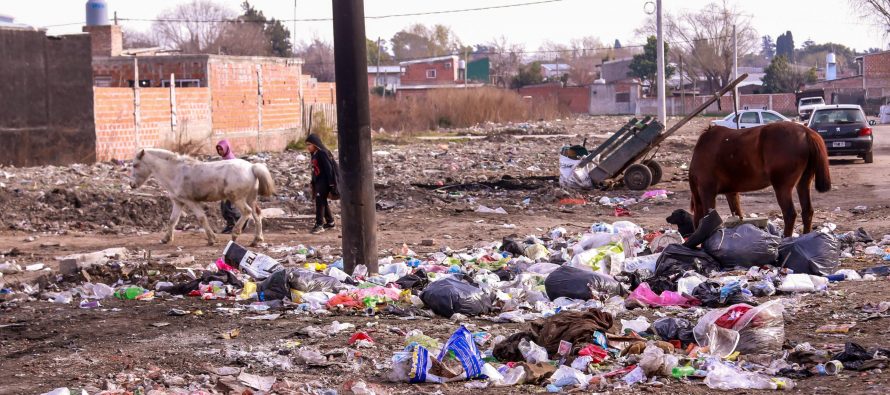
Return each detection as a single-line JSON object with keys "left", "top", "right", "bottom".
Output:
{"left": 390, "top": 23, "right": 463, "bottom": 59}
{"left": 628, "top": 36, "right": 676, "bottom": 94}
{"left": 366, "top": 38, "right": 393, "bottom": 65}
{"left": 762, "top": 55, "right": 810, "bottom": 93}
{"left": 265, "top": 19, "right": 292, "bottom": 57}
{"left": 232, "top": 1, "right": 291, "bottom": 57}
{"left": 776, "top": 31, "right": 794, "bottom": 61}
{"left": 511, "top": 62, "right": 543, "bottom": 88}
{"left": 761, "top": 35, "right": 775, "bottom": 59}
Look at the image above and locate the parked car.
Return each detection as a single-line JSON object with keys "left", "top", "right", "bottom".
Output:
{"left": 710, "top": 109, "right": 790, "bottom": 129}
{"left": 807, "top": 104, "right": 875, "bottom": 163}
{"left": 798, "top": 96, "right": 826, "bottom": 120}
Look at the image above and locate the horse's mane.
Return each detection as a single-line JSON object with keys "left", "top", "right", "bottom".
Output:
{"left": 143, "top": 148, "right": 199, "bottom": 163}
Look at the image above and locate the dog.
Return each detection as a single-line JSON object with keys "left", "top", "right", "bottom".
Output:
{"left": 666, "top": 209, "right": 695, "bottom": 238}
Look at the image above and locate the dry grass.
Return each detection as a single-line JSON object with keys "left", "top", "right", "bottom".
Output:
{"left": 370, "top": 87, "right": 565, "bottom": 134}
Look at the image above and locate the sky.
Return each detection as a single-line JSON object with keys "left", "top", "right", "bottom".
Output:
{"left": 5, "top": 0, "right": 888, "bottom": 55}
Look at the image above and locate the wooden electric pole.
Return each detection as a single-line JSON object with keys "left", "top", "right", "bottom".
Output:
{"left": 331, "top": 0, "right": 378, "bottom": 275}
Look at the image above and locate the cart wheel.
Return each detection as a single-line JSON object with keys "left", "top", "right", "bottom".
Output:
{"left": 624, "top": 164, "right": 653, "bottom": 191}
{"left": 643, "top": 160, "right": 663, "bottom": 185}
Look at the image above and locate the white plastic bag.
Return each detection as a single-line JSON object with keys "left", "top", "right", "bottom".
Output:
{"left": 777, "top": 273, "right": 815, "bottom": 292}
{"left": 519, "top": 338, "right": 549, "bottom": 363}
{"left": 621, "top": 316, "right": 650, "bottom": 334}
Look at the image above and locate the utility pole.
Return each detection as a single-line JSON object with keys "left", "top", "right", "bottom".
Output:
{"left": 656, "top": 0, "right": 666, "bottom": 123}
{"left": 332, "top": 0, "right": 378, "bottom": 275}
{"left": 375, "top": 37, "right": 382, "bottom": 89}
{"left": 464, "top": 48, "right": 469, "bottom": 89}
{"left": 732, "top": 24, "right": 739, "bottom": 112}
{"left": 293, "top": 1, "right": 297, "bottom": 54}
{"left": 679, "top": 55, "right": 684, "bottom": 116}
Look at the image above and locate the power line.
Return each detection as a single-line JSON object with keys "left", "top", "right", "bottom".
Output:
{"left": 114, "top": 0, "right": 565, "bottom": 25}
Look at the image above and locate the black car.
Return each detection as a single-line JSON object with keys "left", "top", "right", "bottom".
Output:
{"left": 807, "top": 105, "right": 876, "bottom": 163}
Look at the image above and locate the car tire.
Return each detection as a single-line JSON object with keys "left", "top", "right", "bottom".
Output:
{"left": 864, "top": 151, "right": 874, "bottom": 164}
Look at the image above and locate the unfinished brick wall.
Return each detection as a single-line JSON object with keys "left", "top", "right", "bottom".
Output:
{"left": 94, "top": 57, "right": 323, "bottom": 161}
{"left": 94, "top": 87, "right": 213, "bottom": 161}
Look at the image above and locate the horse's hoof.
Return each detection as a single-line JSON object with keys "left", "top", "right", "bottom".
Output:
{"left": 160, "top": 238, "right": 171, "bottom": 244}
{"left": 207, "top": 240, "right": 216, "bottom": 246}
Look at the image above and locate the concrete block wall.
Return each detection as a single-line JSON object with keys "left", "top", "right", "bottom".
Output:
{"left": 0, "top": 30, "right": 96, "bottom": 166}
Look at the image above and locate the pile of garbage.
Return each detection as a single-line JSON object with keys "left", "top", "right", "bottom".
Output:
{"left": 14, "top": 208, "right": 890, "bottom": 393}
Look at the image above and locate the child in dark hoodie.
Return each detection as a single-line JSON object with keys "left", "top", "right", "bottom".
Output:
{"left": 216, "top": 140, "right": 241, "bottom": 234}
{"left": 305, "top": 133, "right": 337, "bottom": 234}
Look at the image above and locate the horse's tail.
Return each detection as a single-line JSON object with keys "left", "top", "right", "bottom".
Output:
{"left": 806, "top": 128, "right": 832, "bottom": 193}
{"left": 252, "top": 164, "right": 276, "bottom": 196}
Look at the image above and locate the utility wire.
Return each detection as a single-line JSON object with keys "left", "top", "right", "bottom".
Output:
{"left": 114, "top": 0, "right": 565, "bottom": 24}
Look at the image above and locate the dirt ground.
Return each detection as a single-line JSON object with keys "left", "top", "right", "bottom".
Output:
{"left": 2, "top": 115, "right": 890, "bottom": 394}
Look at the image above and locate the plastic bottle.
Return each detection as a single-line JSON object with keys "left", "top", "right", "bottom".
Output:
{"left": 672, "top": 366, "right": 695, "bottom": 378}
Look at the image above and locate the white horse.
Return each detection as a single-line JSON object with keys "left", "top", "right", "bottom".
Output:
{"left": 130, "top": 148, "right": 276, "bottom": 246}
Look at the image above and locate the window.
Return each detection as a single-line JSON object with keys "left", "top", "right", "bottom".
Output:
{"left": 426, "top": 69, "right": 437, "bottom": 79}
{"left": 739, "top": 112, "right": 760, "bottom": 124}
{"left": 161, "top": 79, "right": 201, "bottom": 88}
{"left": 761, "top": 112, "right": 784, "bottom": 123}
{"left": 127, "top": 79, "right": 151, "bottom": 88}
{"left": 615, "top": 92, "right": 630, "bottom": 103}
{"left": 444, "top": 62, "right": 452, "bottom": 69}
{"left": 811, "top": 109, "right": 866, "bottom": 126}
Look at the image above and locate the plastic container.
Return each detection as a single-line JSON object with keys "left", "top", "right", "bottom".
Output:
{"left": 223, "top": 241, "right": 283, "bottom": 280}
{"left": 672, "top": 365, "right": 695, "bottom": 378}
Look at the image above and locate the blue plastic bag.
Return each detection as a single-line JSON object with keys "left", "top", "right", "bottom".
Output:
{"left": 393, "top": 326, "right": 487, "bottom": 383}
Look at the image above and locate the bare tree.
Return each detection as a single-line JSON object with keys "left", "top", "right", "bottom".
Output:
{"left": 122, "top": 28, "right": 159, "bottom": 49}
{"left": 296, "top": 37, "right": 335, "bottom": 82}
{"left": 638, "top": 0, "right": 758, "bottom": 92}
{"left": 151, "top": 0, "right": 236, "bottom": 54}
{"left": 485, "top": 36, "right": 525, "bottom": 86}
{"left": 849, "top": 0, "right": 890, "bottom": 30}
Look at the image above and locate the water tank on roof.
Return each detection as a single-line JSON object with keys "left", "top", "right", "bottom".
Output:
{"left": 826, "top": 52, "right": 837, "bottom": 81}
{"left": 85, "top": 0, "right": 109, "bottom": 26}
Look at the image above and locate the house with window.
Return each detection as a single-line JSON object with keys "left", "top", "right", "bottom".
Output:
{"left": 367, "top": 65, "right": 402, "bottom": 91}
{"left": 397, "top": 55, "right": 485, "bottom": 96}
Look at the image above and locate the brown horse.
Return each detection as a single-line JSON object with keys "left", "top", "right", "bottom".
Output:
{"left": 689, "top": 121, "right": 831, "bottom": 237}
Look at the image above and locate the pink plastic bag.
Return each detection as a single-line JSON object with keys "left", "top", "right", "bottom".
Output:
{"left": 627, "top": 283, "right": 700, "bottom": 307}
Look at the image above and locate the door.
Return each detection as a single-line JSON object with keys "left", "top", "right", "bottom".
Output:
{"left": 738, "top": 111, "right": 761, "bottom": 128}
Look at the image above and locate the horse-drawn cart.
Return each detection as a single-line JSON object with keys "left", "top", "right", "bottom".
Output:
{"left": 567, "top": 73, "right": 748, "bottom": 190}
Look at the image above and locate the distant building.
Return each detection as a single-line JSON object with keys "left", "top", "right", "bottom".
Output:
{"left": 539, "top": 63, "right": 571, "bottom": 79}
{"left": 600, "top": 57, "right": 635, "bottom": 83}
{"left": 805, "top": 50, "right": 890, "bottom": 114}
{"left": 397, "top": 55, "right": 485, "bottom": 96}
{"left": 367, "top": 65, "right": 402, "bottom": 91}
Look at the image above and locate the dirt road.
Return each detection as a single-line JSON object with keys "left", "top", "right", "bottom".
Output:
{"left": 2, "top": 117, "right": 890, "bottom": 394}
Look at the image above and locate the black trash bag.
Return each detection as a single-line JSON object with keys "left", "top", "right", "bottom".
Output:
{"left": 691, "top": 281, "right": 756, "bottom": 308}
{"left": 395, "top": 269, "right": 430, "bottom": 293}
{"left": 494, "top": 267, "right": 518, "bottom": 282}
{"left": 419, "top": 275, "right": 493, "bottom": 318}
{"left": 158, "top": 270, "right": 244, "bottom": 295}
{"left": 778, "top": 232, "right": 840, "bottom": 275}
{"left": 257, "top": 269, "right": 289, "bottom": 301}
{"left": 683, "top": 209, "right": 723, "bottom": 248}
{"left": 832, "top": 342, "right": 874, "bottom": 371}
{"left": 500, "top": 235, "right": 525, "bottom": 257}
{"left": 647, "top": 244, "right": 720, "bottom": 294}
{"left": 652, "top": 317, "right": 696, "bottom": 347}
{"left": 286, "top": 269, "right": 344, "bottom": 293}
{"left": 544, "top": 265, "right": 626, "bottom": 300}
{"left": 703, "top": 224, "right": 780, "bottom": 268}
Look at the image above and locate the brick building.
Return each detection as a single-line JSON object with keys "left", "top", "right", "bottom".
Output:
{"left": 805, "top": 50, "right": 890, "bottom": 114}
{"left": 396, "top": 55, "right": 485, "bottom": 96}
{"left": 83, "top": 24, "right": 335, "bottom": 161}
